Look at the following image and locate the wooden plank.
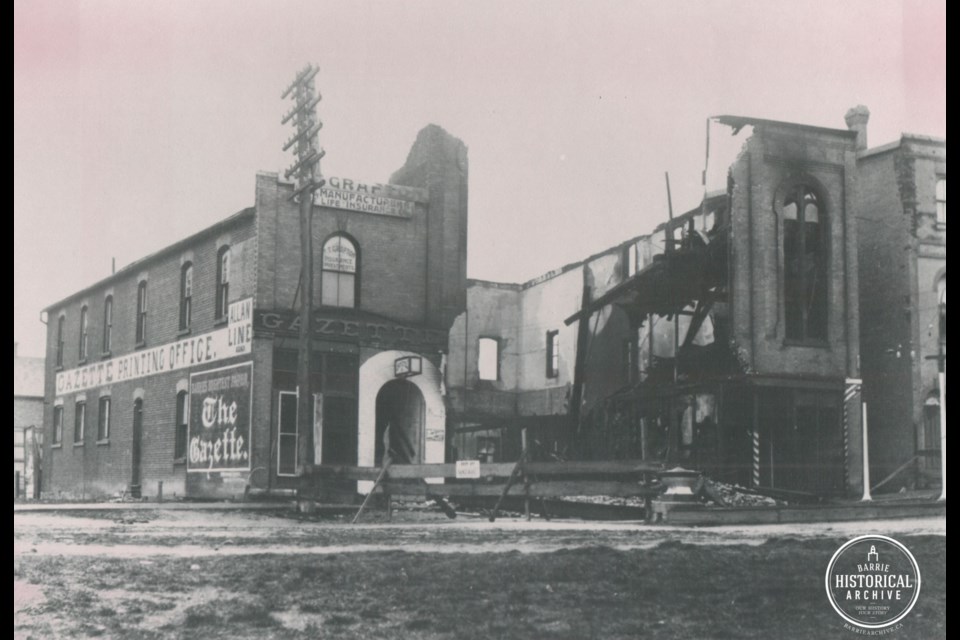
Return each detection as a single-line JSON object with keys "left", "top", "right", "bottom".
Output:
{"left": 490, "top": 450, "right": 528, "bottom": 521}
{"left": 310, "top": 459, "right": 663, "bottom": 481}
{"left": 351, "top": 456, "right": 391, "bottom": 524}
{"left": 377, "top": 480, "right": 659, "bottom": 498}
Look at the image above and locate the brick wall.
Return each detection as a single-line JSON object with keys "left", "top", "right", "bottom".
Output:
{"left": 42, "top": 211, "right": 257, "bottom": 498}
{"left": 257, "top": 125, "right": 469, "bottom": 332}
{"left": 856, "top": 139, "right": 946, "bottom": 484}
{"left": 856, "top": 150, "right": 917, "bottom": 481}
{"left": 729, "top": 124, "right": 860, "bottom": 380}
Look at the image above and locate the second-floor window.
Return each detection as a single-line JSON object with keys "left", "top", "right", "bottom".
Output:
{"left": 321, "top": 235, "right": 358, "bottom": 308}
{"left": 216, "top": 246, "right": 230, "bottom": 319}
{"left": 180, "top": 263, "right": 193, "bottom": 331}
{"left": 136, "top": 281, "right": 148, "bottom": 345}
{"left": 102, "top": 296, "right": 113, "bottom": 354}
{"left": 478, "top": 337, "right": 499, "bottom": 381}
{"left": 782, "top": 185, "right": 828, "bottom": 342}
{"left": 78, "top": 305, "right": 88, "bottom": 361}
{"left": 546, "top": 330, "right": 560, "bottom": 378}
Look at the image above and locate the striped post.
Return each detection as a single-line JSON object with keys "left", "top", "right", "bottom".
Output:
{"left": 752, "top": 428, "right": 761, "bottom": 488}
{"left": 843, "top": 379, "right": 862, "bottom": 493}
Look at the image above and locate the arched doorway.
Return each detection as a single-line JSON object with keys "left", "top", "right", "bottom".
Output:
{"left": 357, "top": 350, "right": 446, "bottom": 493}
{"left": 375, "top": 380, "right": 425, "bottom": 465}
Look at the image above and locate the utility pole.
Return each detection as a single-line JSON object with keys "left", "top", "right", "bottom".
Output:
{"left": 282, "top": 64, "right": 325, "bottom": 475}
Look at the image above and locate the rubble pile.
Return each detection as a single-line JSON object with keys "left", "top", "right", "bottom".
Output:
{"left": 702, "top": 480, "right": 781, "bottom": 507}
{"left": 561, "top": 495, "right": 648, "bottom": 507}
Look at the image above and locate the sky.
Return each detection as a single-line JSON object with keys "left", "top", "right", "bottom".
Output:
{"left": 14, "top": 0, "right": 946, "bottom": 357}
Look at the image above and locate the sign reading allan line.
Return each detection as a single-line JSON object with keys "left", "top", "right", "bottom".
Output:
{"left": 54, "top": 298, "right": 253, "bottom": 395}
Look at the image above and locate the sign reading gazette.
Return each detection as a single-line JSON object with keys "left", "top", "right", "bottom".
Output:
{"left": 54, "top": 298, "right": 253, "bottom": 395}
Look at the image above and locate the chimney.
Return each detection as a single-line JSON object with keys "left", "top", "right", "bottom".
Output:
{"left": 844, "top": 105, "right": 870, "bottom": 151}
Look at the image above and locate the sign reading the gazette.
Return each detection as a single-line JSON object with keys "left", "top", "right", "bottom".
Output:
{"left": 254, "top": 308, "right": 448, "bottom": 351}
{"left": 187, "top": 362, "right": 252, "bottom": 472}
{"left": 315, "top": 176, "right": 417, "bottom": 218}
{"left": 55, "top": 298, "right": 253, "bottom": 395}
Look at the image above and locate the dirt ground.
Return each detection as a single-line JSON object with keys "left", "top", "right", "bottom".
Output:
{"left": 13, "top": 509, "right": 946, "bottom": 639}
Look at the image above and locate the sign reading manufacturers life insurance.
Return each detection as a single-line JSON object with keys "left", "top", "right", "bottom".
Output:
{"left": 54, "top": 298, "right": 253, "bottom": 395}
{"left": 315, "top": 176, "right": 417, "bottom": 218}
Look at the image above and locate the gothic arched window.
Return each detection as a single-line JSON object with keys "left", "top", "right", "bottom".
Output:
{"left": 783, "top": 185, "right": 827, "bottom": 341}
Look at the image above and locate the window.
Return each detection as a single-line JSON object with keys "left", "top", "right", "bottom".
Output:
{"left": 546, "top": 330, "right": 560, "bottom": 378}
{"left": 625, "top": 243, "right": 638, "bottom": 277}
{"left": 52, "top": 406, "right": 63, "bottom": 445}
{"left": 74, "top": 401, "right": 86, "bottom": 444}
{"left": 922, "top": 394, "right": 942, "bottom": 454}
{"left": 782, "top": 185, "right": 828, "bottom": 341}
{"left": 321, "top": 235, "right": 358, "bottom": 308}
{"left": 478, "top": 338, "right": 499, "bottom": 381}
{"left": 938, "top": 277, "right": 946, "bottom": 347}
{"left": 102, "top": 296, "right": 113, "bottom": 354}
{"left": 936, "top": 178, "right": 946, "bottom": 225}
{"left": 277, "top": 391, "right": 299, "bottom": 476}
{"left": 55, "top": 315, "right": 65, "bottom": 367}
{"left": 623, "top": 337, "right": 638, "bottom": 383}
{"left": 175, "top": 391, "right": 188, "bottom": 460}
{"left": 78, "top": 305, "right": 88, "bottom": 361}
{"left": 180, "top": 263, "right": 193, "bottom": 331}
{"left": 216, "top": 246, "right": 230, "bottom": 319}
{"left": 136, "top": 281, "right": 148, "bottom": 345}
{"left": 477, "top": 436, "right": 498, "bottom": 463}
{"left": 97, "top": 397, "right": 111, "bottom": 441}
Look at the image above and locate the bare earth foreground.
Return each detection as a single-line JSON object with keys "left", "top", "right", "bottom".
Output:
{"left": 13, "top": 509, "right": 946, "bottom": 640}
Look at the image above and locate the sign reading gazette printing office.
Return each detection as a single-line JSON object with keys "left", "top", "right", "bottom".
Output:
{"left": 54, "top": 298, "right": 253, "bottom": 395}
{"left": 187, "top": 362, "right": 252, "bottom": 472}
{"left": 315, "top": 176, "right": 419, "bottom": 218}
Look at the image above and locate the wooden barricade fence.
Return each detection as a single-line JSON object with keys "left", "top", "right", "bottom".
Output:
{"left": 306, "top": 459, "right": 665, "bottom": 522}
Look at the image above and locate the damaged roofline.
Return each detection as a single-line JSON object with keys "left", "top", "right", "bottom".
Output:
{"left": 712, "top": 115, "right": 857, "bottom": 139}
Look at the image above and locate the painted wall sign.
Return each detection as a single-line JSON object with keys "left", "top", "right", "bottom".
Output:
{"left": 253, "top": 309, "right": 448, "bottom": 351}
{"left": 322, "top": 237, "right": 357, "bottom": 273}
{"left": 315, "top": 176, "right": 416, "bottom": 218}
{"left": 187, "top": 362, "right": 253, "bottom": 473}
{"left": 455, "top": 460, "right": 481, "bottom": 479}
{"left": 55, "top": 298, "right": 253, "bottom": 395}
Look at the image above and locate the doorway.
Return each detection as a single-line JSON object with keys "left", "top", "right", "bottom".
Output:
{"left": 131, "top": 398, "right": 143, "bottom": 497}
{"left": 375, "top": 380, "right": 425, "bottom": 465}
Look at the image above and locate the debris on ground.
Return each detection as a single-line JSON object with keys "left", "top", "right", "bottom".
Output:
{"left": 700, "top": 480, "right": 782, "bottom": 507}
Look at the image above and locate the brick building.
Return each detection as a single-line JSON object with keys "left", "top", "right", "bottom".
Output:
{"left": 852, "top": 107, "right": 946, "bottom": 490}
{"left": 41, "top": 124, "right": 468, "bottom": 499}
{"left": 449, "top": 115, "right": 867, "bottom": 496}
